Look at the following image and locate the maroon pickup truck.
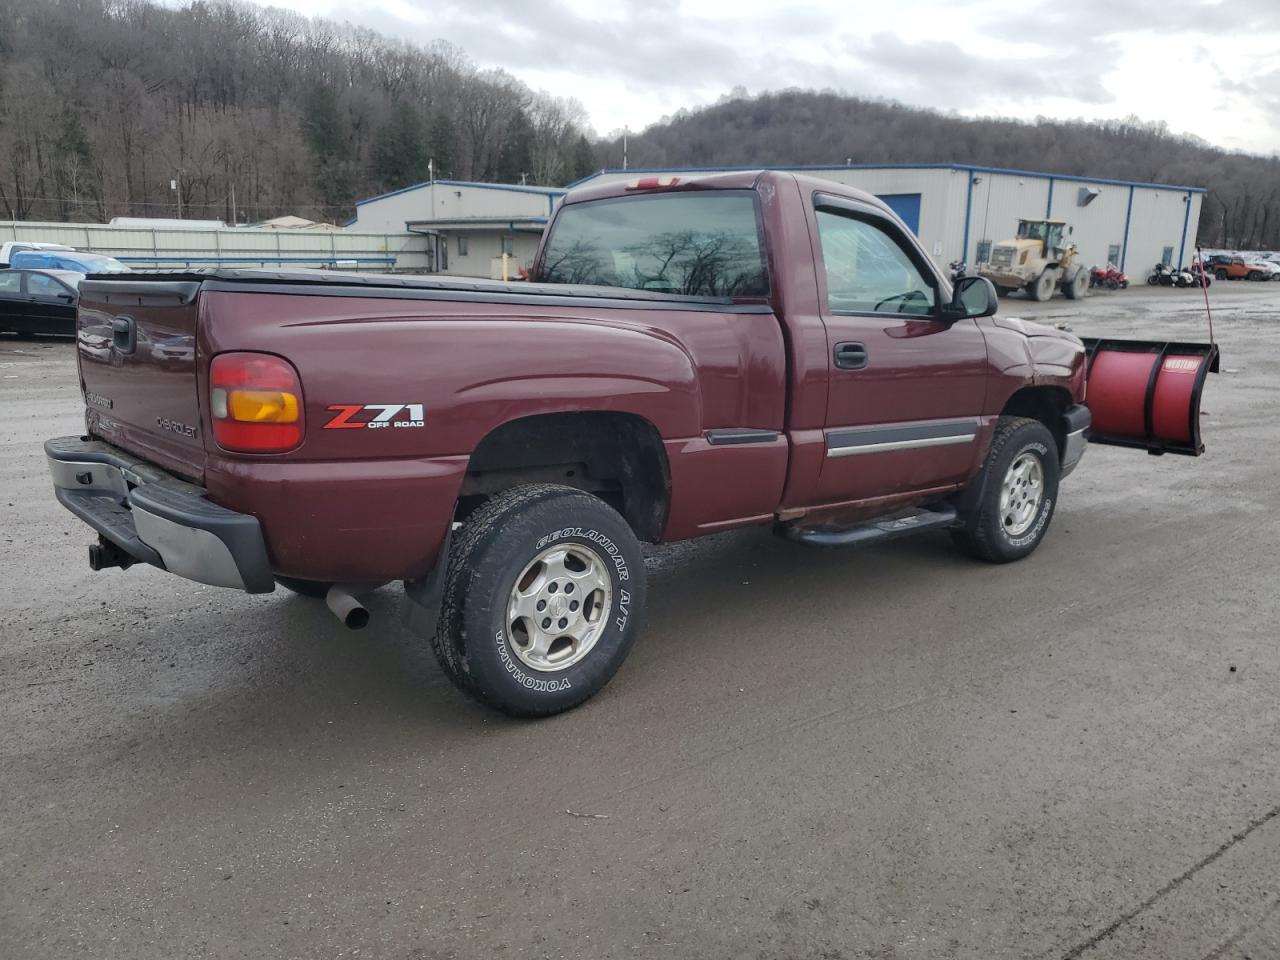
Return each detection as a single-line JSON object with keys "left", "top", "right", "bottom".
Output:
{"left": 46, "top": 171, "right": 1218, "bottom": 716}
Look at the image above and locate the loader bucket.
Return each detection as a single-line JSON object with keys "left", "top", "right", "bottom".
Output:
{"left": 1081, "top": 338, "right": 1220, "bottom": 456}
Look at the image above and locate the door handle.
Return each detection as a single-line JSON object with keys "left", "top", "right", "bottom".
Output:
{"left": 834, "top": 341, "right": 868, "bottom": 370}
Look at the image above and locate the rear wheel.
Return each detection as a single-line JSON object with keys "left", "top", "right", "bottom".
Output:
{"left": 1215, "top": 269, "right": 1227, "bottom": 281}
{"left": 1063, "top": 269, "right": 1089, "bottom": 300}
{"left": 1248, "top": 271, "right": 1262, "bottom": 281}
{"left": 433, "top": 484, "right": 646, "bottom": 717}
{"left": 952, "top": 417, "right": 1060, "bottom": 563}
{"left": 1028, "top": 270, "right": 1056, "bottom": 301}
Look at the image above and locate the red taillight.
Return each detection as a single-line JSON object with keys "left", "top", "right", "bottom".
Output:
{"left": 209, "top": 352, "right": 304, "bottom": 453}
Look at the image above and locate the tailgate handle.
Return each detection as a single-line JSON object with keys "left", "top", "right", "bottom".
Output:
{"left": 111, "top": 316, "right": 137, "bottom": 354}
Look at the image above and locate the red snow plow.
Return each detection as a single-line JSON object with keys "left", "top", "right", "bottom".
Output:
{"left": 1082, "top": 338, "right": 1220, "bottom": 456}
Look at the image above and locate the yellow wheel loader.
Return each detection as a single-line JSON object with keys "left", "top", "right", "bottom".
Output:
{"left": 978, "top": 219, "right": 1089, "bottom": 301}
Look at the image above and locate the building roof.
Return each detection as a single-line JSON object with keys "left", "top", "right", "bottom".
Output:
{"left": 563, "top": 163, "right": 1208, "bottom": 194}
{"left": 356, "top": 179, "right": 569, "bottom": 207}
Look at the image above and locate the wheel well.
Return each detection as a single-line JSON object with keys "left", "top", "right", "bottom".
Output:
{"left": 460, "top": 412, "right": 670, "bottom": 542}
{"left": 1001, "top": 386, "right": 1070, "bottom": 457}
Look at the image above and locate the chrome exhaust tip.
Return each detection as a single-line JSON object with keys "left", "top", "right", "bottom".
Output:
{"left": 325, "top": 584, "right": 370, "bottom": 630}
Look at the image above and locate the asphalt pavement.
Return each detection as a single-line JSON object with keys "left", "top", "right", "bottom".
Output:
{"left": 2, "top": 282, "right": 1278, "bottom": 959}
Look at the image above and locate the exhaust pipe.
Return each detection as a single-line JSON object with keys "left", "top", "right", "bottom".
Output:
{"left": 325, "top": 584, "right": 370, "bottom": 630}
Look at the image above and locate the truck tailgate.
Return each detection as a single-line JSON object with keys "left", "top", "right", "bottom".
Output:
{"left": 76, "top": 278, "right": 206, "bottom": 481}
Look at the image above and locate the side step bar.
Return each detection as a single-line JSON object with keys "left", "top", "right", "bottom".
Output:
{"left": 782, "top": 504, "right": 958, "bottom": 548}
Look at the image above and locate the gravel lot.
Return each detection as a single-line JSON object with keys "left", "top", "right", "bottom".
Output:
{"left": 2, "top": 282, "right": 1278, "bottom": 959}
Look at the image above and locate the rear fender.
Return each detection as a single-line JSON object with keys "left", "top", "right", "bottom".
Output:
{"left": 1082, "top": 338, "right": 1220, "bottom": 456}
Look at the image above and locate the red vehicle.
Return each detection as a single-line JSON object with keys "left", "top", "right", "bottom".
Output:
{"left": 1089, "top": 263, "right": 1130, "bottom": 289}
{"left": 46, "top": 172, "right": 1218, "bottom": 716}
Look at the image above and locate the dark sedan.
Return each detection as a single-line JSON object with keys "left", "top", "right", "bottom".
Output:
{"left": 0, "top": 268, "right": 82, "bottom": 337}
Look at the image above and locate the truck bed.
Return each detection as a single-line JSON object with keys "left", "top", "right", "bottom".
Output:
{"left": 80, "top": 268, "right": 773, "bottom": 314}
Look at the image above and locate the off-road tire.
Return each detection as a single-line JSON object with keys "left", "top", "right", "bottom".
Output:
{"left": 275, "top": 576, "right": 332, "bottom": 598}
{"left": 433, "top": 484, "right": 646, "bottom": 717}
{"left": 1063, "top": 269, "right": 1089, "bottom": 300}
{"left": 951, "top": 417, "right": 1060, "bottom": 564}
{"left": 1028, "top": 270, "right": 1056, "bottom": 301}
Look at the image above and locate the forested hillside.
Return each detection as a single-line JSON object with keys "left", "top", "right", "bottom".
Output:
{"left": 600, "top": 91, "right": 1280, "bottom": 249}
{"left": 0, "top": 0, "right": 595, "bottom": 224}
{"left": 3, "top": 2, "right": 1279, "bottom": 246}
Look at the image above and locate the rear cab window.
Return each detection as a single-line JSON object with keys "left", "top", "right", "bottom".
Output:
{"left": 539, "top": 191, "right": 769, "bottom": 297}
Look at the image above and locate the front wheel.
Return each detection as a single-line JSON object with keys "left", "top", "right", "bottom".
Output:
{"left": 433, "top": 484, "right": 646, "bottom": 717}
{"left": 951, "top": 417, "right": 1060, "bottom": 563}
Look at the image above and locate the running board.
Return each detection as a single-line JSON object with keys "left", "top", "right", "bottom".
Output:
{"left": 782, "top": 505, "right": 958, "bottom": 548}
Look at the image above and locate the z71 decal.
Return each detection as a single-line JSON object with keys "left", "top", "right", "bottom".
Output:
{"left": 323, "top": 403, "right": 426, "bottom": 430}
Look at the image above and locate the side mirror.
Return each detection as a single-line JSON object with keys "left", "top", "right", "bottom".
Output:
{"left": 943, "top": 275, "right": 998, "bottom": 321}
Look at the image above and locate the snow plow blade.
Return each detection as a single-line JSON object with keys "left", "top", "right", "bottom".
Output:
{"left": 1082, "top": 338, "right": 1220, "bottom": 456}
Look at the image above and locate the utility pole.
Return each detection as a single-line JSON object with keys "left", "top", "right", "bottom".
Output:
{"left": 171, "top": 175, "right": 182, "bottom": 219}
{"left": 230, "top": 182, "right": 237, "bottom": 226}
{"left": 623, "top": 128, "right": 628, "bottom": 171}
{"left": 428, "top": 157, "right": 435, "bottom": 182}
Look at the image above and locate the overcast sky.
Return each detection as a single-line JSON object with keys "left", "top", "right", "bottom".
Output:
{"left": 240, "top": 0, "right": 1280, "bottom": 155}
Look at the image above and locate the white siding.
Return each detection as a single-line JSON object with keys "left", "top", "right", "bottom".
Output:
{"left": 352, "top": 182, "right": 562, "bottom": 233}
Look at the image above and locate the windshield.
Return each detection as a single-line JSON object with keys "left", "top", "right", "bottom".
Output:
{"left": 1016, "top": 221, "right": 1048, "bottom": 242}
{"left": 539, "top": 191, "right": 769, "bottom": 297}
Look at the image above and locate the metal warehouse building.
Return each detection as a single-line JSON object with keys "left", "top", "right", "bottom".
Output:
{"left": 350, "top": 180, "right": 565, "bottom": 277}
{"left": 570, "top": 164, "right": 1207, "bottom": 277}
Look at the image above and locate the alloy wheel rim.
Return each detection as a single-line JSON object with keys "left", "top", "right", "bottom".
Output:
{"left": 506, "top": 543, "right": 612, "bottom": 672}
{"left": 999, "top": 451, "right": 1044, "bottom": 537}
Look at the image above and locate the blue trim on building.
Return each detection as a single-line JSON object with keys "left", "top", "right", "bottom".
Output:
{"left": 1045, "top": 178, "right": 1055, "bottom": 218}
{"left": 961, "top": 172, "right": 975, "bottom": 265}
{"left": 1177, "top": 192, "right": 1193, "bottom": 269}
{"left": 563, "top": 163, "right": 1207, "bottom": 195}
{"left": 407, "top": 217, "right": 548, "bottom": 226}
{"left": 1120, "top": 185, "right": 1135, "bottom": 271}
{"left": 357, "top": 179, "right": 568, "bottom": 207}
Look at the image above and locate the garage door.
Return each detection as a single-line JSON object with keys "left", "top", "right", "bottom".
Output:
{"left": 876, "top": 193, "right": 921, "bottom": 235}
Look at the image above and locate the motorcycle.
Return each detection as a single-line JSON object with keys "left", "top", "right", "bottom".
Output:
{"left": 1149, "top": 262, "right": 1199, "bottom": 288}
{"left": 1090, "top": 264, "right": 1129, "bottom": 289}
{"left": 1186, "top": 262, "right": 1214, "bottom": 288}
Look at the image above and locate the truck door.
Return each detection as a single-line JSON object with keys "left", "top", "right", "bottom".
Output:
{"left": 809, "top": 194, "right": 989, "bottom": 504}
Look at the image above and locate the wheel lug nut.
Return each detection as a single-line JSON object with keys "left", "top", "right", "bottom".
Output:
{"left": 569, "top": 600, "right": 579, "bottom": 611}
{"left": 564, "top": 583, "right": 574, "bottom": 594}
{"left": 541, "top": 618, "right": 551, "bottom": 629}
{"left": 536, "top": 600, "right": 546, "bottom": 611}
{"left": 558, "top": 617, "right": 568, "bottom": 629}
{"left": 548, "top": 582, "right": 558, "bottom": 593}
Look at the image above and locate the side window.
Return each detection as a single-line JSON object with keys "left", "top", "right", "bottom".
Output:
{"left": 815, "top": 209, "right": 937, "bottom": 315}
{"left": 0, "top": 272, "right": 20, "bottom": 293}
{"left": 27, "top": 273, "right": 65, "bottom": 297}
{"left": 457, "top": 235, "right": 468, "bottom": 257}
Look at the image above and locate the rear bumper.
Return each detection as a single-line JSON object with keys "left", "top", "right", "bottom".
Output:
{"left": 46, "top": 436, "right": 274, "bottom": 593}
{"left": 1060, "top": 404, "right": 1090, "bottom": 478}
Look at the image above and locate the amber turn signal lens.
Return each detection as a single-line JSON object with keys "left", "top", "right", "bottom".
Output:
{"left": 209, "top": 352, "right": 305, "bottom": 453}
{"left": 227, "top": 389, "right": 299, "bottom": 423}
